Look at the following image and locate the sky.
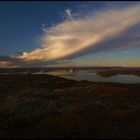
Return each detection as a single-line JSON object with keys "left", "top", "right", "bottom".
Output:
{"left": 0, "top": 1, "right": 140, "bottom": 67}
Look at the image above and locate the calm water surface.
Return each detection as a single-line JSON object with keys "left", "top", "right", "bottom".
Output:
{"left": 46, "top": 70, "right": 140, "bottom": 84}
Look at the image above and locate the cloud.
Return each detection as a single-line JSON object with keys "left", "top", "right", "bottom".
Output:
{"left": 0, "top": 54, "right": 67, "bottom": 67}
{"left": 42, "top": 24, "right": 46, "bottom": 28}
{"left": 13, "top": 4, "right": 140, "bottom": 65}
{"left": 65, "top": 9, "right": 72, "bottom": 18}
{"left": 0, "top": 55, "right": 22, "bottom": 67}
{"left": 121, "top": 50, "right": 130, "bottom": 54}
{"left": 0, "top": 61, "right": 15, "bottom": 67}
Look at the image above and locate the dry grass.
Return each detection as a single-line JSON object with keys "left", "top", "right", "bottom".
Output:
{"left": 0, "top": 74, "right": 140, "bottom": 138}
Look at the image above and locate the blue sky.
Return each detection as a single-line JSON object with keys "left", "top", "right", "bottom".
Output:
{"left": 0, "top": 1, "right": 140, "bottom": 67}
{"left": 0, "top": 1, "right": 75, "bottom": 54}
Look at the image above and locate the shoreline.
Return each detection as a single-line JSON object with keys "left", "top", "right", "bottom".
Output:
{"left": 0, "top": 73, "right": 140, "bottom": 85}
{"left": 96, "top": 70, "right": 140, "bottom": 77}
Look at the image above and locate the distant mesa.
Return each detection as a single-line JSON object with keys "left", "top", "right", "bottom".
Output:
{"left": 27, "top": 70, "right": 33, "bottom": 74}
{"left": 68, "top": 67, "right": 78, "bottom": 73}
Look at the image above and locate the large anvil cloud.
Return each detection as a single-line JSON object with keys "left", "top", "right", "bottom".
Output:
{"left": 1, "top": 4, "right": 140, "bottom": 67}
{"left": 19, "top": 4, "right": 140, "bottom": 63}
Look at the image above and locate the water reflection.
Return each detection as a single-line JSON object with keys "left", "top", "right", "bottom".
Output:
{"left": 46, "top": 70, "right": 140, "bottom": 84}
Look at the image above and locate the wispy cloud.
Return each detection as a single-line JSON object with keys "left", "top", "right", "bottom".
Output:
{"left": 19, "top": 4, "right": 140, "bottom": 64}
{"left": 65, "top": 9, "right": 72, "bottom": 18}
{"left": 1, "top": 3, "right": 140, "bottom": 67}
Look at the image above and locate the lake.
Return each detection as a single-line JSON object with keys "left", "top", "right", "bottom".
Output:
{"left": 46, "top": 70, "right": 140, "bottom": 84}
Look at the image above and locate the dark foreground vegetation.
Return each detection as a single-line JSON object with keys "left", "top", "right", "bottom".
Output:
{"left": 97, "top": 69, "right": 140, "bottom": 77}
{"left": 0, "top": 74, "right": 140, "bottom": 138}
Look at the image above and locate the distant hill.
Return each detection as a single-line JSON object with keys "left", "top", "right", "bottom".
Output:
{"left": 0, "top": 66, "right": 140, "bottom": 74}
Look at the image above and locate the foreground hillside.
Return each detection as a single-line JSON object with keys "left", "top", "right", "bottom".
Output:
{"left": 0, "top": 74, "right": 140, "bottom": 138}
